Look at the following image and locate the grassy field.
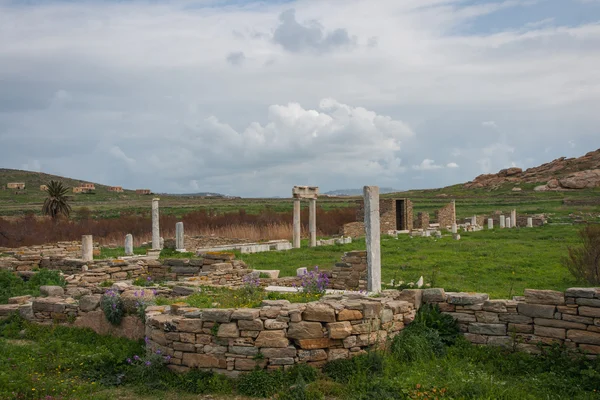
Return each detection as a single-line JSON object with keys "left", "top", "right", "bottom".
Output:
{"left": 237, "top": 224, "right": 584, "bottom": 298}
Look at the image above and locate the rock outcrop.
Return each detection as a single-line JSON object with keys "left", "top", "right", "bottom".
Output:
{"left": 464, "top": 149, "right": 600, "bottom": 190}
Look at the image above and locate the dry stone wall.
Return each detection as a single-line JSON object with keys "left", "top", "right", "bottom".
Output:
{"left": 144, "top": 292, "right": 414, "bottom": 376}
{"left": 434, "top": 202, "right": 455, "bottom": 228}
{"left": 0, "top": 241, "right": 97, "bottom": 271}
{"left": 420, "top": 287, "right": 600, "bottom": 355}
{"left": 330, "top": 251, "right": 367, "bottom": 290}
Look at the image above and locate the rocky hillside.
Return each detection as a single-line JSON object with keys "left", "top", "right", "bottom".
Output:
{"left": 464, "top": 149, "right": 600, "bottom": 190}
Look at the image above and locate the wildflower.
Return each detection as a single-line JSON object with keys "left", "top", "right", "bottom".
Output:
{"left": 155, "top": 349, "right": 161, "bottom": 355}
{"left": 126, "top": 358, "right": 132, "bottom": 364}
{"left": 134, "top": 355, "right": 140, "bottom": 361}
{"left": 144, "top": 336, "right": 150, "bottom": 344}
{"left": 145, "top": 361, "right": 151, "bottom": 366}
{"left": 147, "top": 276, "right": 152, "bottom": 282}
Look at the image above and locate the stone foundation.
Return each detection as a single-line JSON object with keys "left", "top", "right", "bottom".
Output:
{"left": 330, "top": 251, "right": 367, "bottom": 290}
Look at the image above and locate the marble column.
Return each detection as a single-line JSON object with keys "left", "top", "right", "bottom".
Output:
{"left": 176, "top": 222, "right": 184, "bottom": 250}
{"left": 293, "top": 198, "right": 301, "bottom": 248}
{"left": 506, "top": 217, "right": 511, "bottom": 229}
{"left": 364, "top": 186, "right": 381, "bottom": 293}
{"left": 471, "top": 215, "right": 477, "bottom": 226}
{"left": 124, "top": 234, "right": 133, "bottom": 256}
{"left": 82, "top": 235, "right": 93, "bottom": 262}
{"left": 451, "top": 199, "right": 456, "bottom": 225}
{"left": 511, "top": 209, "right": 517, "bottom": 228}
{"left": 527, "top": 217, "right": 533, "bottom": 228}
{"left": 451, "top": 223, "right": 457, "bottom": 234}
{"left": 152, "top": 198, "right": 161, "bottom": 250}
{"left": 309, "top": 198, "right": 317, "bottom": 247}
{"left": 500, "top": 215, "right": 505, "bottom": 228}
{"left": 488, "top": 218, "right": 493, "bottom": 229}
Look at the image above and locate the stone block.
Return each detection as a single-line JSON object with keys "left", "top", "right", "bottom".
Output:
{"left": 261, "top": 347, "right": 297, "bottom": 358}
{"left": 362, "top": 302, "right": 382, "bottom": 319}
{"left": 524, "top": 289, "right": 565, "bottom": 305}
{"left": 422, "top": 288, "right": 446, "bottom": 303}
{"left": 264, "top": 319, "right": 288, "bottom": 330}
{"left": 231, "top": 308, "right": 260, "bottom": 320}
{"left": 217, "top": 323, "right": 239, "bottom": 338}
{"left": 446, "top": 292, "right": 489, "bottom": 305}
{"left": 517, "top": 303, "right": 556, "bottom": 318}
{"left": 566, "top": 330, "right": 600, "bottom": 345}
{"left": 482, "top": 300, "right": 508, "bottom": 313}
{"left": 444, "top": 312, "right": 476, "bottom": 323}
{"left": 182, "top": 353, "right": 224, "bottom": 369}
{"left": 270, "top": 357, "right": 295, "bottom": 365}
{"left": 78, "top": 294, "right": 101, "bottom": 312}
{"left": 176, "top": 319, "right": 204, "bottom": 333}
{"left": 238, "top": 319, "right": 264, "bottom": 331}
{"left": 287, "top": 321, "right": 324, "bottom": 340}
{"left": 468, "top": 323, "right": 507, "bottom": 336}
{"left": 562, "top": 314, "right": 594, "bottom": 324}
{"left": 327, "top": 348, "right": 349, "bottom": 361}
{"left": 578, "top": 307, "right": 600, "bottom": 318}
{"left": 202, "top": 309, "right": 233, "bottom": 322}
{"left": 254, "top": 330, "right": 289, "bottom": 348}
{"left": 385, "top": 301, "right": 412, "bottom": 314}
{"left": 576, "top": 298, "right": 600, "bottom": 307}
{"left": 229, "top": 346, "right": 259, "bottom": 356}
{"left": 578, "top": 344, "right": 600, "bottom": 355}
{"left": 475, "top": 311, "right": 499, "bottom": 323}
{"left": 296, "top": 338, "right": 335, "bottom": 349}
{"left": 235, "top": 358, "right": 267, "bottom": 371}
{"left": 326, "top": 321, "right": 352, "bottom": 339}
{"left": 487, "top": 336, "right": 512, "bottom": 348}
{"left": 464, "top": 333, "right": 487, "bottom": 344}
{"left": 337, "top": 309, "right": 363, "bottom": 321}
{"left": 508, "top": 323, "right": 533, "bottom": 334}
{"left": 39, "top": 285, "right": 65, "bottom": 297}
{"left": 298, "top": 349, "right": 327, "bottom": 362}
{"left": 303, "top": 304, "right": 336, "bottom": 322}
{"left": 533, "top": 318, "right": 587, "bottom": 330}
{"left": 534, "top": 326, "right": 565, "bottom": 339}
{"left": 565, "top": 288, "right": 600, "bottom": 298}
{"left": 498, "top": 314, "right": 533, "bottom": 324}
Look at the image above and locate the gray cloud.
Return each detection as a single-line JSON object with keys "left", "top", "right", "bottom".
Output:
{"left": 226, "top": 51, "right": 245, "bottom": 66}
{"left": 272, "top": 9, "right": 357, "bottom": 53}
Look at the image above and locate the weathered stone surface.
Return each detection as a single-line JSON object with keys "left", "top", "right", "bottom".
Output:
{"left": 398, "top": 289, "right": 422, "bottom": 309}
{"left": 468, "top": 323, "right": 506, "bottom": 336}
{"left": 217, "top": 323, "right": 239, "bottom": 338}
{"left": 508, "top": 323, "right": 533, "bottom": 334}
{"left": 328, "top": 348, "right": 349, "bottom": 361}
{"left": 176, "top": 319, "right": 204, "bottom": 333}
{"left": 264, "top": 319, "right": 288, "bottom": 330}
{"left": 534, "top": 318, "right": 587, "bottom": 330}
{"left": 446, "top": 292, "right": 489, "bottom": 305}
{"left": 39, "top": 285, "right": 65, "bottom": 297}
{"left": 499, "top": 314, "right": 533, "bottom": 324}
{"left": 79, "top": 294, "right": 101, "bottom": 312}
{"left": 203, "top": 344, "right": 227, "bottom": 354}
{"left": 260, "top": 347, "right": 297, "bottom": 358}
{"left": 327, "top": 321, "right": 352, "bottom": 339}
{"left": 422, "top": 288, "right": 446, "bottom": 303}
{"left": 578, "top": 307, "right": 600, "bottom": 318}
{"left": 579, "top": 344, "right": 600, "bottom": 355}
{"left": 576, "top": 298, "right": 600, "bottom": 307}
{"left": 229, "top": 346, "right": 259, "bottom": 356}
{"left": 566, "top": 330, "right": 600, "bottom": 345}
{"left": 287, "top": 321, "right": 324, "bottom": 340}
{"left": 0, "top": 304, "right": 19, "bottom": 316}
{"left": 475, "top": 311, "right": 500, "bottom": 323}
{"left": 524, "top": 289, "right": 565, "bottom": 305}
{"left": 238, "top": 319, "right": 264, "bottom": 331}
{"left": 8, "top": 295, "right": 32, "bottom": 305}
{"left": 385, "top": 301, "right": 411, "bottom": 314}
{"left": 337, "top": 309, "right": 363, "bottom": 321}
{"left": 32, "top": 297, "right": 65, "bottom": 313}
{"left": 254, "top": 330, "right": 289, "bottom": 348}
{"left": 565, "top": 288, "right": 600, "bottom": 298}
{"left": 121, "top": 289, "right": 155, "bottom": 312}
{"left": 563, "top": 314, "right": 594, "bottom": 324}
{"left": 482, "top": 300, "right": 508, "bottom": 313}
{"left": 182, "top": 353, "right": 223, "bottom": 368}
{"left": 444, "top": 312, "right": 477, "bottom": 323}
{"left": 74, "top": 310, "right": 144, "bottom": 340}
{"left": 296, "top": 338, "right": 335, "bottom": 349}
{"left": 533, "top": 326, "right": 565, "bottom": 339}
{"left": 260, "top": 300, "right": 291, "bottom": 307}
{"left": 202, "top": 309, "right": 233, "bottom": 322}
{"left": 362, "top": 302, "right": 383, "bottom": 319}
{"left": 303, "top": 304, "right": 336, "bottom": 322}
{"left": 517, "top": 304, "right": 556, "bottom": 318}
{"left": 487, "top": 336, "right": 512, "bottom": 348}
{"left": 235, "top": 358, "right": 266, "bottom": 371}
{"left": 464, "top": 333, "right": 487, "bottom": 344}
{"left": 231, "top": 308, "right": 260, "bottom": 320}
{"left": 270, "top": 357, "right": 295, "bottom": 365}
{"left": 298, "top": 349, "right": 327, "bottom": 362}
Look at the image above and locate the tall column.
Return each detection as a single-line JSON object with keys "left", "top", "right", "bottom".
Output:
{"left": 451, "top": 199, "right": 456, "bottom": 225}
{"left": 364, "top": 186, "right": 381, "bottom": 293}
{"left": 82, "top": 235, "right": 93, "bottom": 262}
{"left": 124, "top": 234, "right": 133, "bottom": 256}
{"left": 293, "top": 198, "right": 301, "bottom": 248}
{"left": 506, "top": 217, "right": 511, "bottom": 229}
{"left": 176, "top": 222, "right": 184, "bottom": 250}
{"left": 527, "top": 217, "right": 533, "bottom": 228}
{"left": 309, "top": 198, "right": 316, "bottom": 247}
{"left": 500, "top": 215, "right": 505, "bottom": 228}
{"left": 152, "top": 198, "right": 160, "bottom": 250}
{"left": 511, "top": 209, "right": 517, "bottom": 228}
{"left": 488, "top": 218, "right": 493, "bottom": 229}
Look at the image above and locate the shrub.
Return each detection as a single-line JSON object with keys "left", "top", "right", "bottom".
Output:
{"left": 0, "top": 270, "right": 25, "bottom": 303}
{"left": 353, "top": 350, "right": 385, "bottom": 377}
{"left": 278, "top": 376, "right": 324, "bottom": 400}
{"left": 132, "top": 276, "right": 154, "bottom": 287}
{"left": 390, "top": 324, "right": 445, "bottom": 362}
{"left": 101, "top": 289, "right": 125, "bottom": 325}
{"left": 125, "top": 349, "right": 172, "bottom": 389}
{"left": 297, "top": 266, "right": 329, "bottom": 295}
{"left": 322, "top": 358, "right": 357, "bottom": 383}
{"left": 0, "top": 269, "right": 66, "bottom": 304}
{"left": 411, "top": 303, "right": 459, "bottom": 345}
{"left": 286, "top": 363, "right": 319, "bottom": 385}
{"left": 27, "top": 269, "right": 66, "bottom": 288}
{"left": 236, "top": 368, "right": 285, "bottom": 397}
{"left": 240, "top": 274, "right": 262, "bottom": 297}
{"left": 563, "top": 224, "right": 600, "bottom": 285}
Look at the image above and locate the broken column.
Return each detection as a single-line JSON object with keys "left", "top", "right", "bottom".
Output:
{"left": 451, "top": 223, "right": 457, "bottom": 234}
{"left": 471, "top": 215, "right": 477, "bottom": 226}
{"left": 364, "top": 186, "right": 381, "bottom": 293}
{"left": 511, "top": 209, "right": 517, "bottom": 228}
{"left": 527, "top": 217, "right": 533, "bottom": 228}
{"left": 82, "top": 235, "right": 93, "bottom": 262}
{"left": 488, "top": 218, "right": 493, "bottom": 229}
{"left": 293, "top": 198, "right": 301, "bottom": 248}
{"left": 506, "top": 217, "right": 511, "bottom": 228}
{"left": 500, "top": 215, "right": 505, "bottom": 228}
{"left": 309, "top": 198, "right": 317, "bottom": 247}
{"left": 152, "top": 198, "right": 161, "bottom": 250}
{"left": 124, "top": 234, "right": 133, "bottom": 256}
{"left": 451, "top": 199, "right": 456, "bottom": 225}
{"left": 176, "top": 222, "right": 185, "bottom": 250}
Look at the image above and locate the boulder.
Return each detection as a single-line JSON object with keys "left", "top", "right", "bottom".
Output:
{"left": 79, "top": 294, "right": 102, "bottom": 312}
{"left": 287, "top": 321, "right": 324, "bottom": 340}
{"left": 39, "top": 285, "right": 65, "bottom": 297}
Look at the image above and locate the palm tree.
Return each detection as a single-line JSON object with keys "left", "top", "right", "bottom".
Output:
{"left": 42, "top": 180, "right": 72, "bottom": 220}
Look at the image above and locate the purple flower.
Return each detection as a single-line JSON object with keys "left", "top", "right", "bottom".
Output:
{"left": 126, "top": 358, "right": 132, "bottom": 364}
{"left": 145, "top": 361, "right": 151, "bottom": 366}
{"left": 155, "top": 349, "right": 161, "bottom": 355}
{"left": 146, "top": 276, "right": 152, "bottom": 282}
{"left": 152, "top": 289, "right": 157, "bottom": 295}
{"left": 144, "top": 336, "right": 150, "bottom": 344}
{"left": 165, "top": 355, "right": 172, "bottom": 361}
{"left": 134, "top": 355, "right": 140, "bottom": 361}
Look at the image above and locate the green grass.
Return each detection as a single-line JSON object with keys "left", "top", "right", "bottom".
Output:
{"left": 95, "top": 247, "right": 148, "bottom": 259}
{"left": 238, "top": 225, "right": 584, "bottom": 298}
{"left": 1, "top": 307, "right": 599, "bottom": 399}
{"left": 155, "top": 286, "right": 323, "bottom": 309}
{"left": 0, "top": 269, "right": 66, "bottom": 304}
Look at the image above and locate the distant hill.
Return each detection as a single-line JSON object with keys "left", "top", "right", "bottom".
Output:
{"left": 324, "top": 187, "right": 399, "bottom": 196}
{"left": 169, "top": 192, "right": 235, "bottom": 198}
{"left": 464, "top": 149, "right": 600, "bottom": 190}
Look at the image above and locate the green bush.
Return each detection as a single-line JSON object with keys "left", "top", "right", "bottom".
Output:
{"left": 563, "top": 224, "right": 600, "bottom": 285}
{"left": 390, "top": 324, "right": 445, "bottom": 362}
{"left": 286, "top": 363, "right": 319, "bottom": 385}
{"left": 411, "top": 303, "right": 459, "bottom": 345}
{"left": 322, "top": 358, "right": 357, "bottom": 383}
{"left": 101, "top": 289, "right": 125, "bottom": 325}
{"left": 27, "top": 269, "right": 66, "bottom": 288}
{"left": 0, "top": 270, "right": 25, "bottom": 303}
{"left": 278, "top": 377, "right": 324, "bottom": 400}
{"left": 0, "top": 269, "right": 66, "bottom": 304}
{"left": 236, "top": 368, "right": 285, "bottom": 397}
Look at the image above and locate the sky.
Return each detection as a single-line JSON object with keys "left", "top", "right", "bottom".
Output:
{"left": 0, "top": 0, "right": 599, "bottom": 197}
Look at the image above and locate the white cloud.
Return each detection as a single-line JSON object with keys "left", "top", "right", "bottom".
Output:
{"left": 109, "top": 146, "right": 136, "bottom": 167}
{"left": 447, "top": 162, "right": 459, "bottom": 168}
{"left": 412, "top": 159, "right": 443, "bottom": 171}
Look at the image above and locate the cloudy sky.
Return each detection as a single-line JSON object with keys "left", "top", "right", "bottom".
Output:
{"left": 1, "top": 0, "right": 599, "bottom": 197}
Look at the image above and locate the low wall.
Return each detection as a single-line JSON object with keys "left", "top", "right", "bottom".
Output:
{"left": 330, "top": 251, "right": 367, "bottom": 290}
{"left": 145, "top": 292, "right": 414, "bottom": 376}
{"left": 421, "top": 287, "right": 600, "bottom": 354}
{"left": 0, "top": 241, "right": 98, "bottom": 271}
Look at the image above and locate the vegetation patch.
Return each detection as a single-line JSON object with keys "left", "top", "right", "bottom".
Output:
{"left": 0, "top": 269, "right": 66, "bottom": 304}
